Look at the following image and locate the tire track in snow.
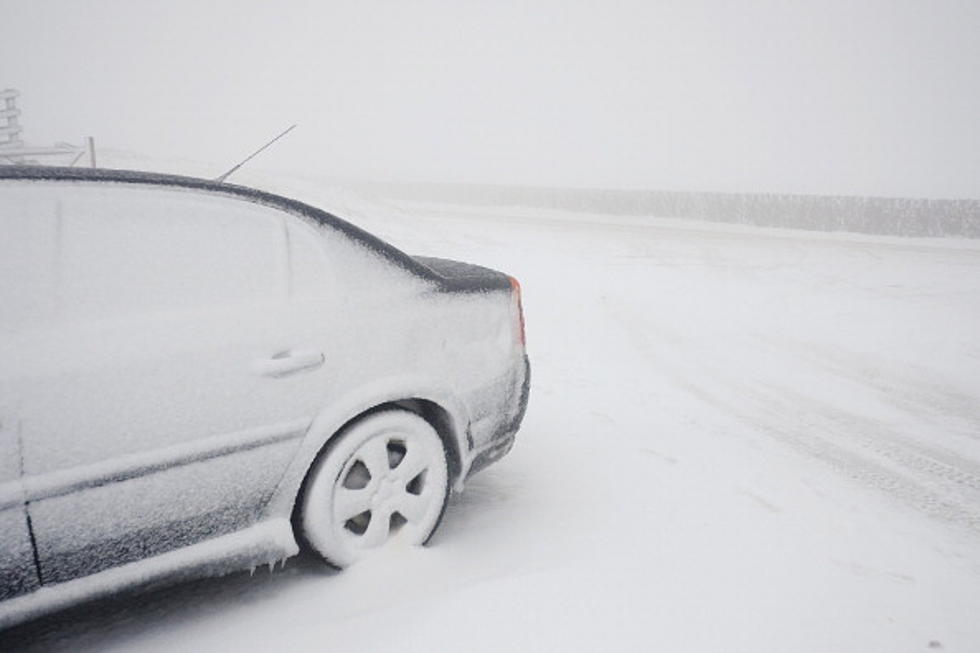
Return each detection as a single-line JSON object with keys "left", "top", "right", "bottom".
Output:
{"left": 759, "top": 384, "right": 980, "bottom": 493}
{"left": 745, "top": 382, "right": 980, "bottom": 533}
{"left": 603, "top": 294, "right": 980, "bottom": 536}
{"left": 770, "top": 336, "right": 980, "bottom": 439}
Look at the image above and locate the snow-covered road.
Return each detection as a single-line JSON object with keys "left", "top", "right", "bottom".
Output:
{"left": 7, "top": 179, "right": 980, "bottom": 652}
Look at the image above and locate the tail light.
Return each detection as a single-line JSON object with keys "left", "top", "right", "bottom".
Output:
{"left": 509, "top": 276, "right": 526, "bottom": 346}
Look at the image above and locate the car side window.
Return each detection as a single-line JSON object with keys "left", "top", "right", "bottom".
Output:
{"left": 59, "top": 184, "right": 288, "bottom": 321}
{"left": 0, "top": 183, "right": 60, "bottom": 332}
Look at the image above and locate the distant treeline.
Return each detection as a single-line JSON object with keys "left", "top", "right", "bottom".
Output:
{"left": 360, "top": 182, "right": 980, "bottom": 239}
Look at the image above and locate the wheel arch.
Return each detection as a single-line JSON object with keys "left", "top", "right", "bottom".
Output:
{"left": 263, "top": 387, "right": 470, "bottom": 529}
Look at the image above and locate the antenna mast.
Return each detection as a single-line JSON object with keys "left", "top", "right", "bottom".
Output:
{"left": 215, "top": 123, "right": 297, "bottom": 183}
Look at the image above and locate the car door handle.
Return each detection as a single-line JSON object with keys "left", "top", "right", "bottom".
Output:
{"left": 253, "top": 349, "right": 325, "bottom": 378}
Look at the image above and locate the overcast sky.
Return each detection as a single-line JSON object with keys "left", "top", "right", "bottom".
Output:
{"left": 4, "top": 0, "right": 979, "bottom": 197}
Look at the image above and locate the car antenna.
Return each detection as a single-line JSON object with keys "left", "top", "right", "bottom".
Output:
{"left": 214, "top": 123, "right": 297, "bottom": 183}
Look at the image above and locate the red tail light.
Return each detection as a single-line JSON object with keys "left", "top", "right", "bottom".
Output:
{"left": 509, "top": 276, "right": 526, "bottom": 346}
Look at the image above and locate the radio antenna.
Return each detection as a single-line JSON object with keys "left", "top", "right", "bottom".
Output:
{"left": 215, "top": 123, "right": 297, "bottom": 183}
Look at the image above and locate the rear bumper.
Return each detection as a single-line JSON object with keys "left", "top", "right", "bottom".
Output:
{"left": 464, "top": 355, "right": 530, "bottom": 480}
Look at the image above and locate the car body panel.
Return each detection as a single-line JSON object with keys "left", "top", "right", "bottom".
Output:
{"left": 0, "top": 421, "right": 40, "bottom": 602}
{"left": 0, "top": 518, "right": 298, "bottom": 630}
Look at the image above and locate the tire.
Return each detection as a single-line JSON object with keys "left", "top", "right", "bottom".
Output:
{"left": 297, "top": 409, "right": 450, "bottom": 567}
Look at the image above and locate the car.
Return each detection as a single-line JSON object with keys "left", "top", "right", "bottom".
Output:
{"left": 0, "top": 166, "right": 529, "bottom": 627}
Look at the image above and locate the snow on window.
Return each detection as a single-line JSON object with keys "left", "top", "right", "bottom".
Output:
{"left": 0, "top": 184, "right": 60, "bottom": 331}
{"left": 52, "top": 183, "right": 289, "bottom": 322}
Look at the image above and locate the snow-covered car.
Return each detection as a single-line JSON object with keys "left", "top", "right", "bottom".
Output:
{"left": 0, "top": 166, "right": 529, "bottom": 627}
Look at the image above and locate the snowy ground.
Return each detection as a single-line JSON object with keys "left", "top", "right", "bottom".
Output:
{"left": 5, "top": 170, "right": 980, "bottom": 652}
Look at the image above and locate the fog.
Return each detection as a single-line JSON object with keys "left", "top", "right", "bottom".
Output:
{"left": 4, "top": 0, "right": 980, "bottom": 197}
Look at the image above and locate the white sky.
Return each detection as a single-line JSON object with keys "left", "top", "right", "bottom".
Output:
{"left": 3, "top": 0, "right": 979, "bottom": 197}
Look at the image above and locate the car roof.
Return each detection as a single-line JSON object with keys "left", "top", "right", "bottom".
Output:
{"left": 0, "top": 165, "right": 435, "bottom": 279}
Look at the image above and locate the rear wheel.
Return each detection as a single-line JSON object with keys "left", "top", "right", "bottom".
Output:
{"left": 298, "top": 409, "right": 450, "bottom": 567}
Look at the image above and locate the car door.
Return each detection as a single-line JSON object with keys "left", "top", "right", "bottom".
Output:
{"left": 12, "top": 182, "right": 325, "bottom": 585}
